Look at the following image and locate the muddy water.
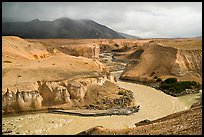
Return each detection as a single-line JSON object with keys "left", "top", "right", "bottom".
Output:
{"left": 178, "top": 90, "right": 202, "bottom": 107}
{"left": 2, "top": 71, "right": 201, "bottom": 135}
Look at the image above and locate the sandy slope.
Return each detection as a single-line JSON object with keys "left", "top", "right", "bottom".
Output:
{"left": 118, "top": 41, "right": 202, "bottom": 83}
{"left": 2, "top": 36, "right": 108, "bottom": 93}
{"left": 2, "top": 36, "right": 50, "bottom": 62}
{"left": 2, "top": 36, "right": 132, "bottom": 114}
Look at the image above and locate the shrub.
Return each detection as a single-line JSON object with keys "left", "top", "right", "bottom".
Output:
{"left": 118, "top": 90, "right": 126, "bottom": 95}
{"left": 156, "top": 78, "right": 162, "bottom": 82}
{"left": 191, "top": 81, "right": 201, "bottom": 88}
{"left": 117, "top": 89, "right": 131, "bottom": 96}
{"left": 159, "top": 80, "right": 201, "bottom": 95}
{"left": 175, "top": 81, "right": 193, "bottom": 89}
{"left": 164, "top": 78, "right": 177, "bottom": 84}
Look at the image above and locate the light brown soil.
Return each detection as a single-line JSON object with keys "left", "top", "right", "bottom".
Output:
{"left": 2, "top": 37, "right": 202, "bottom": 135}
{"left": 152, "top": 38, "right": 202, "bottom": 49}
{"left": 2, "top": 36, "right": 107, "bottom": 93}
{"left": 2, "top": 36, "right": 135, "bottom": 114}
{"left": 118, "top": 41, "right": 202, "bottom": 83}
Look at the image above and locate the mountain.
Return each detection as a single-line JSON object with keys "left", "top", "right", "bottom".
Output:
{"left": 2, "top": 18, "right": 125, "bottom": 39}
{"left": 195, "top": 36, "right": 202, "bottom": 39}
{"left": 117, "top": 32, "right": 141, "bottom": 39}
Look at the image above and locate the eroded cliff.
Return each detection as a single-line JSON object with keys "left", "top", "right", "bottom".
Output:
{"left": 119, "top": 42, "right": 202, "bottom": 83}
{"left": 2, "top": 73, "right": 121, "bottom": 113}
{"left": 3, "top": 36, "right": 134, "bottom": 114}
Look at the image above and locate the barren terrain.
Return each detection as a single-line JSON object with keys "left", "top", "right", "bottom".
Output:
{"left": 2, "top": 36, "right": 202, "bottom": 135}
{"left": 112, "top": 39, "right": 202, "bottom": 84}
{"left": 78, "top": 102, "right": 202, "bottom": 135}
{"left": 2, "top": 36, "right": 133, "bottom": 114}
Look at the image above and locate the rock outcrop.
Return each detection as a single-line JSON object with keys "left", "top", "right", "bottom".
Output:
{"left": 29, "top": 39, "right": 100, "bottom": 59}
{"left": 2, "top": 74, "right": 117, "bottom": 113}
{"left": 2, "top": 36, "right": 123, "bottom": 114}
{"left": 2, "top": 89, "right": 43, "bottom": 113}
{"left": 57, "top": 44, "right": 100, "bottom": 59}
{"left": 171, "top": 49, "right": 202, "bottom": 78}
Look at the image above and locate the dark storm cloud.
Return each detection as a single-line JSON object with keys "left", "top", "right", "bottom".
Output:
{"left": 2, "top": 2, "right": 202, "bottom": 38}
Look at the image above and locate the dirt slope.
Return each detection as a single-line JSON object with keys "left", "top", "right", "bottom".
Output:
{"left": 119, "top": 41, "right": 202, "bottom": 83}
{"left": 2, "top": 36, "right": 137, "bottom": 114}
{"left": 2, "top": 36, "right": 50, "bottom": 62}
{"left": 2, "top": 36, "right": 108, "bottom": 92}
{"left": 78, "top": 102, "right": 202, "bottom": 135}
{"left": 3, "top": 36, "right": 127, "bottom": 113}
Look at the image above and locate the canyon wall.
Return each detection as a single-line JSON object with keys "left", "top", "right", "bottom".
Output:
{"left": 120, "top": 43, "right": 202, "bottom": 83}
{"left": 2, "top": 74, "right": 116, "bottom": 113}
{"left": 28, "top": 39, "right": 100, "bottom": 59}
{"left": 58, "top": 44, "right": 100, "bottom": 59}
{"left": 171, "top": 49, "right": 202, "bottom": 79}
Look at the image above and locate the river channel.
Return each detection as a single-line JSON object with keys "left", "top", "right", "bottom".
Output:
{"left": 2, "top": 70, "right": 201, "bottom": 135}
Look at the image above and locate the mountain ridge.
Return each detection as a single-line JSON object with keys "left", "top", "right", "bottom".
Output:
{"left": 117, "top": 31, "right": 141, "bottom": 39}
{"left": 2, "top": 18, "right": 128, "bottom": 39}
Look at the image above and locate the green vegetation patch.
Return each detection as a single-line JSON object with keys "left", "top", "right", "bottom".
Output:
{"left": 159, "top": 78, "right": 201, "bottom": 95}
{"left": 118, "top": 89, "right": 128, "bottom": 95}
{"left": 163, "top": 78, "right": 177, "bottom": 84}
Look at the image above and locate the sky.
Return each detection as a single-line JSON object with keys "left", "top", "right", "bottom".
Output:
{"left": 2, "top": 2, "right": 202, "bottom": 38}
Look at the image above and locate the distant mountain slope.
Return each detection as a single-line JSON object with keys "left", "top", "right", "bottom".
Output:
{"left": 117, "top": 32, "right": 141, "bottom": 39}
{"left": 2, "top": 18, "right": 125, "bottom": 39}
{"left": 195, "top": 36, "right": 202, "bottom": 39}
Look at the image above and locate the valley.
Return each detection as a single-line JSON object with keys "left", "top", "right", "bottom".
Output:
{"left": 2, "top": 36, "right": 202, "bottom": 135}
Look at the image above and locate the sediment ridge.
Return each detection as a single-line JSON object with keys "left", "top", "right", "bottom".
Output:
{"left": 48, "top": 105, "right": 140, "bottom": 117}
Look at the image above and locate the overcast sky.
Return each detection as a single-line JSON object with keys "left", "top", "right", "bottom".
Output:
{"left": 2, "top": 2, "right": 202, "bottom": 38}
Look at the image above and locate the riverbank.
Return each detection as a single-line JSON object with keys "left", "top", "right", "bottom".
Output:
{"left": 78, "top": 102, "right": 202, "bottom": 135}
{"left": 3, "top": 77, "right": 197, "bottom": 135}
{"left": 119, "top": 76, "right": 202, "bottom": 97}
{"left": 2, "top": 50, "right": 202, "bottom": 135}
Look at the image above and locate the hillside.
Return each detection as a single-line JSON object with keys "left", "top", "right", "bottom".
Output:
{"left": 2, "top": 36, "right": 134, "bottom": 114}
{"left": 78, "top": 102, "right": 202, "bottom": 135}
{"left": 2, "top": 36, "right": 50, "bottom": 62}
{"left": 117, "top": 32, "right": 141, "bottom": 39}
{"left": 2, "top": 18, "right": 125, "bottom": 39}
{"left": 111, "top": 40, "right": 202, "bottom": 84}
